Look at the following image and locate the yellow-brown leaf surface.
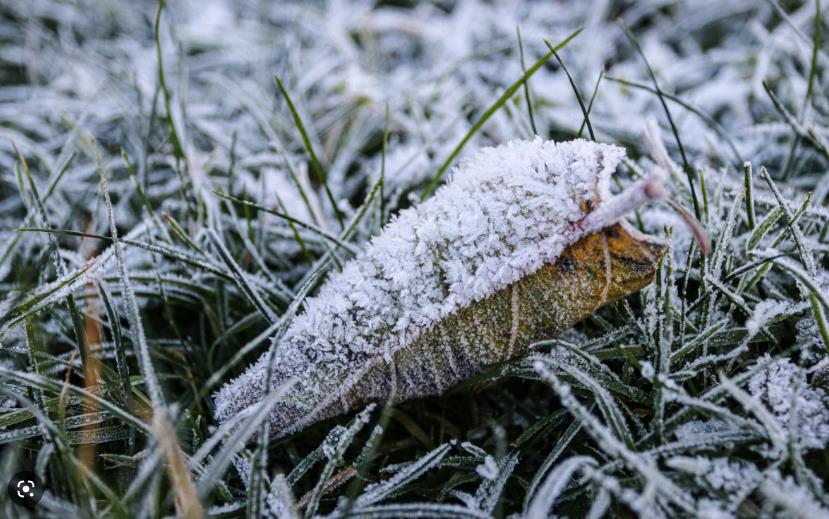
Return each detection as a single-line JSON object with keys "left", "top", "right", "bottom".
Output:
{"left": 293, "top": 221, "right": 665, "bottom": 432}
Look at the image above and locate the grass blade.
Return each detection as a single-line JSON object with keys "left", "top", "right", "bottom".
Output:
{"left": 419, "top": 27, "right": 583, "bottom": 201}
{"left": 275, "top": 76, "right": 345, "bottom": 230}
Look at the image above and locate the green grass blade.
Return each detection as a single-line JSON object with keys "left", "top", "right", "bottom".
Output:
{"left": 516, "top": 25, "right": 538, "bottom": 135}
{"left": 419, "top": 27, "right": 583, "bottom": 201}
{"left": 275, "top": 75, "right": 345, "bottom": 230}
{"left": 618, "top": 21, "right": 701, "bottom": 219}
{"left": 545, "top": 41, "right": 594, "bottom": 140}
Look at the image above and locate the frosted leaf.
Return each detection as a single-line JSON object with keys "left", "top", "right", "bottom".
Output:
{"left": 748, "top": 356, "right": 829, "bottom": 450}
{"left": 5, "top": 0, "right": 829, "bottom": 514}
{"left": 214, "top": 137, "right": 666, "bottom": 437}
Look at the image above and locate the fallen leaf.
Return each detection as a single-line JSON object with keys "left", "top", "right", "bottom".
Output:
{"left": 215, "top": 138, "right": 667, "bottom": 438}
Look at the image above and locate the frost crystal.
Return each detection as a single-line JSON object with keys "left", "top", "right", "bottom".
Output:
{"left": 748, "top": 356, "right": 829, "bottom": 450}
{"left": 796, "top": 316, "right": 826, "bottom": 363}
{"left": 215, "top": 138, "right": 635, "bottom": 434}
{"left": 745, "top": 300, "right": 790, "bottom": 339}
{"left": 232, "top": 454, "right": 251, "bottom": 486}
{"left": 475, "top": 456, "right": 499, "bottom": 481}
{"left": 701, "top": 458, "right": 761, "bottom": 495}
{"left": 639, "top": 361, "right": 655, "bottom": 381}
{"left": 673, "top": 419, "right": 740, "bottom": 443}
{"left": 761, "top": 471, "right": 829, "bottom": 518}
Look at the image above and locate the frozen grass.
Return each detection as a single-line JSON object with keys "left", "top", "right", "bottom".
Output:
{"left": 1, "top": 0, "right": 828, "bottom": 517}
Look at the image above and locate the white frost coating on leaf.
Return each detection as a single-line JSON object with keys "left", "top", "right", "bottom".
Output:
{"left": 214, "top": 138, "right": 626, "bottom": 430}
{"left": 748, "top": 355, "right": 829, "bottom": 450}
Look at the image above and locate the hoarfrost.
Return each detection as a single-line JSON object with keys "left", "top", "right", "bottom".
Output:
{"left": 475, "top": 456, "right": 499, "bottom": 481}
{"left": 321, "top": 425, "right": 349, "bottom": 460}
{"left": 748, "top": 355, "right": 829, "bottom": 450}
{"left": 696, "top": 499, "right": 732, "bottom": 519}
{"left": 745, "top": 300, "right": 791, "bottom": 339}
{"left": 797, "top": 317, "right": 826, "bottom": 363}
{"left": 701, "top": 458, "right": 761, "bottom": 495}
{"left": 4, "top": 0, "right": 829, "bottom": 515}
{"left": 265, "top": 474, "right": 298, "bottom": 519}
{"left": 760, "top": 471, "right": 829, "bottom": 519}
{"left": 215, "top": 138, "right": 635, "bottom": 434}
{"left": 232, "top": 453, "right": 251, "bottom": 486}
{"left": 640, "top": 361, "right": 655, "bottom": 381}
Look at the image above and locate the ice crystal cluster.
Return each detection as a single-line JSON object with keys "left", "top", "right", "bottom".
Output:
{"left": 748, "top": 355, "right": 829, "bottom": 450}
{"left": 215, "top": 138, "right": 627, "bottom": 430}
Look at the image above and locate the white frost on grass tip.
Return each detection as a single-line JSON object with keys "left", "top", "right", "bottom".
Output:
{"left": 215, "top": 137, "right": 658, "bottom": 436}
